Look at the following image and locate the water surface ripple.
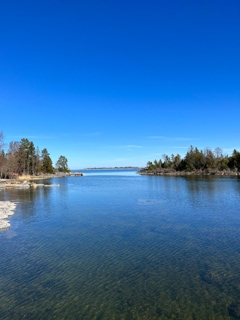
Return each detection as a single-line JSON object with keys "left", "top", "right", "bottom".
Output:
{"left": 1, "top": 171, "right": 240, "bottom": 319}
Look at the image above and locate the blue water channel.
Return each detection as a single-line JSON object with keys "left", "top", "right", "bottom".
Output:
{"left": 1, "top": 170, "right": 240, "bottom": 319}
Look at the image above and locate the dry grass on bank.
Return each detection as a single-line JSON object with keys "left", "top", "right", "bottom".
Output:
{"left": 18, "top": 174, "right": 31, "bottom": 181}
{"left": 17, "top": 174, "right": 49, "bottom": 181}
{"left": 17, "top": 174, "right": 57, "bottom": 181}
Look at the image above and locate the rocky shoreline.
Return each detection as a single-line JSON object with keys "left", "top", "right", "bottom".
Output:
{"left": 0, "top": 171, "right": 84, "bottom": 189}
{"left": 0, "top": 172, "right": 84, "bottom": 230}
{"left": 0, "top": 181, "right": 61, "bottom": 230}
{"left": 0, "top": 201, "right": 17, "bottom": 230}
{"left": 0, "top": 175, "right": 64, "bottom": 230}
{"left": 138, "top": 169, "right": 240, "bottom": 176}
{"left": 0, "top": 180, "right": 60, "bottom": 189}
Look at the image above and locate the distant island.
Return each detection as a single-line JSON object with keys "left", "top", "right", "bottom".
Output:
{"left": 139, "top": 146, "right": 240, "bottom": 176}
{"left": 83, "top": 167, "right": 140, "bottom": 170}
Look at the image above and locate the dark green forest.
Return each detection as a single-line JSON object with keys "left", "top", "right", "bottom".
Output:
{"left": 0, "top": 131, "right": 69, "bottom": 178}
{"left": 142, "top": 146, "right": 240, "bottom": 174}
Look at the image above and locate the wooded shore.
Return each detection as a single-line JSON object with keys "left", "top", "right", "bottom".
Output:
{"left": 138, "top": 168, "right": 240, "bottom": 176}
{"left": 0, "top": 172, "right": 83, "bottom": 188}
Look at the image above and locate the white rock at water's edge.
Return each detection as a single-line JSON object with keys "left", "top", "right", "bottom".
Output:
{"left": 0, "top": 201, "right": 17, "bottom": 230}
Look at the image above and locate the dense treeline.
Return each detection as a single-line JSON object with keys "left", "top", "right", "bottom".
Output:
{"left": 141, "top": 146, "right": 240, "bottom": 174}
{"left": 0, "top": 131, "right": 69, "bottom": 178}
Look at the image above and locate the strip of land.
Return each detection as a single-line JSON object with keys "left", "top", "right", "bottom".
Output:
{"left": 0, "top": 179, "right": 60, "bottom": 189}
{"left": 138, "top": 169, "right": 240, "bottom": 176}
{"left": 0, "top": 172, "right": 83, "bottom": 189}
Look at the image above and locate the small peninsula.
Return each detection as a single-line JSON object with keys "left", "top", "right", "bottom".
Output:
{"left": 139, "top": 146, "right": 240, "bottom": 176}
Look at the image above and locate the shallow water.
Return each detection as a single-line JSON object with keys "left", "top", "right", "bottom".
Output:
{"left": 1, "top": 171, "right": 240, "bottom": 319}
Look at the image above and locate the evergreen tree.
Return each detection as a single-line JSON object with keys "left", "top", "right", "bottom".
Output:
{"left": 28, "top": 142, "right": 36, "bottom": 175}
{"left": 228, "top": 150, "right": 240, "bottom": 171}
{"left": 16, "top": 139, "right": 37, "bottom": 175}
{"left": 184, "top": 146, "right": 205, "bottom": 170}
{"left": 41, "top": 148, "right": 54, "bottom": 173}
{"left": 17, "top": 138, "right": 30, "bottom": 174}
{"left": 35, "top": 147, "right": 41, "bottom": 174}
{"left": 204, "top": 148, "right": 216, "bottom": 169}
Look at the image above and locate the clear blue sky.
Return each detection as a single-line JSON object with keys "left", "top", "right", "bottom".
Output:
{"left": 1, "top": 0, "right": 239, "bottom": 169}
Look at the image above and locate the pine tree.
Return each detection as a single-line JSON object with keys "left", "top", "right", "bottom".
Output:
{"left": 41, "top": 148, "right": 54, "bottom": 173}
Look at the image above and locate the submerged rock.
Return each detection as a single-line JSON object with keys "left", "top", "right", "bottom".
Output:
{"left": 2, "top": 181, "right": 60, "bottom": 188}
{"left": 0, "top": 201, "right": 16, "bottom": 230}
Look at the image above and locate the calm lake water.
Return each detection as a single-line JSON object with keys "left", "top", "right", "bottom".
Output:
{"left": 1, "top": 170, "right": 240, "bottom": 320}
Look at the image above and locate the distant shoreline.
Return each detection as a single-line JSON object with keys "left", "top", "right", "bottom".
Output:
{"left": 81, "top": 167, "right": 140, "bottom": 170}
{"left": 138, "top": 169, "right": 240, "bottom": 176}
